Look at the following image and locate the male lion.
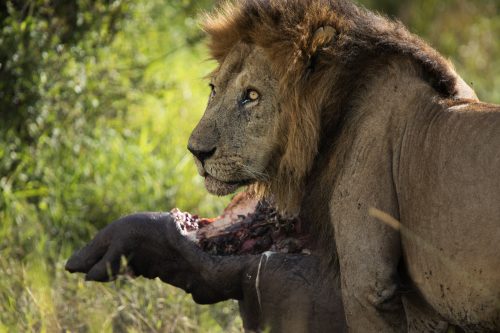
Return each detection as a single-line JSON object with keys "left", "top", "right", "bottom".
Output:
{"left": 187, "top": 0, "right": 500, "bottom": 332}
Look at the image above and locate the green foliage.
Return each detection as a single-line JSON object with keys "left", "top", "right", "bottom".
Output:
{"left": 356, "top": 0, "right": 500, "bottom": 103}
{"left": 1, "top": 0, "right": 238, "bottom": 331}
{"left": 0, "top": 0, "right": 129, "bottom": 136}
{"left": 0, "top": 0, "right": 498, "bottom": 331}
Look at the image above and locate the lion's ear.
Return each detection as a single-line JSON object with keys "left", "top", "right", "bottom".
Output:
{"left": 312, "top": 26, "right": 337, "bottom": 48}
{"left": 308, "top": 26, "right": 337, "bottom": 72}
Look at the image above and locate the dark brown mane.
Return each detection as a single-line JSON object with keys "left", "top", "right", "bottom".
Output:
{"left": 203, "top": 0, "right": 457, "bottom": 97}
{"left": 202, "top": 0, "right": 459, "bottom": 214}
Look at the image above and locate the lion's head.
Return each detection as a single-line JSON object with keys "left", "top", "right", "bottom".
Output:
{"left": 188, "top": 43, "right": 281, "bottom": 197}
{"left": 188, "top": 0, "right": 460, "bottom": 215}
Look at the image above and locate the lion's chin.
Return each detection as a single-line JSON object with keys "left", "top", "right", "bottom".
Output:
{"left": 204, "top": 175, "right": 241, "bottom": 196}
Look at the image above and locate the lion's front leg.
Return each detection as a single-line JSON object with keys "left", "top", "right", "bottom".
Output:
{"left": 402, "top": 292, "right": 451, "bottom": 333}
{"left": 332, "top": 200, "right": 406, "bottom": 332}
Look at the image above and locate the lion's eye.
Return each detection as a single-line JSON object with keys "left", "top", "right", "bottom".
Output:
{"left": 248, "top": 90, "right": 259, "bottom": 100}
{"left": 241, "top": 89, "right": 260, "bottom": 105}
{"left": 209, "top": 83, "right": 216, "bottom": 98}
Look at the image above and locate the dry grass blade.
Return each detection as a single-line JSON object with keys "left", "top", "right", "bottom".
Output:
{"left": 368, "top": 207, "right": 401, "bottom": 230}
{"left": 369, "top": 207, "right": 498, "bottom": 308}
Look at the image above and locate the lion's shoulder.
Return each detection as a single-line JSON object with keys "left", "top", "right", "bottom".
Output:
{"left": 444, "top": 99, "right": 500, "bottom": 113}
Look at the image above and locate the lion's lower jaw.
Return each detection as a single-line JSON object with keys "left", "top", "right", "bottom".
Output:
{"left": 204, "top": 175, "right": 241, "bottom": 196}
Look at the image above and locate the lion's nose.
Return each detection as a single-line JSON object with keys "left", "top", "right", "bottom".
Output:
{"left": 187, "top": 145, "right": 216, "bottom": 164}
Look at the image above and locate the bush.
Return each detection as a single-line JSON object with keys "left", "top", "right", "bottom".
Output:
{"left": 1, "top": 1, "right": 238, "bottom": 331}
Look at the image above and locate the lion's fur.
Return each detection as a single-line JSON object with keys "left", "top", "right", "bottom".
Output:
{"left": 196, "top": 1, "right": 500, "bottom": 330}
{"left": 202, "top": 0, "right": 459, "bottom": 214}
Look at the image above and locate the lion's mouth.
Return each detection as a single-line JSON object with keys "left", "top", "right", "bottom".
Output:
{"left": 204, "top": 175, "right": 253, "bottom": 196}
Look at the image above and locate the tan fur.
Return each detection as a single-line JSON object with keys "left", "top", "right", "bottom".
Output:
{"left": 201, "top": 0, "right": 459, "bottom": 214}
{"left": 190, "top": 1, "right": 500, "bottom": 331}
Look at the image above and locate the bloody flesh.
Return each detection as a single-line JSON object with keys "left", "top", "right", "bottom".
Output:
{"left": 170, "top": 192, "right": 311, "bottom": 256}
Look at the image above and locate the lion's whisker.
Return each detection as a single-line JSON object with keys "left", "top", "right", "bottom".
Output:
{"left": 240, "top": 163, "right": 269, "bottom": 182}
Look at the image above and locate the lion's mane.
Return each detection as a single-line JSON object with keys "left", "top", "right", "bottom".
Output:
{"left": 202, "top": 0, "right": 459, "bottom": 214}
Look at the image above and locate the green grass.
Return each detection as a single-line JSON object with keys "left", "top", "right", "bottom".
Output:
{"left": 0, "top": 256, "right": 243, "bottom": 332}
